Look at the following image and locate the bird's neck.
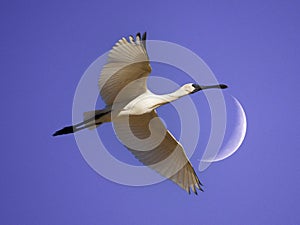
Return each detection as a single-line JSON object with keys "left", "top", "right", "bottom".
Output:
{"left": 151, "top": 89, "right": 188, "bottom": 109}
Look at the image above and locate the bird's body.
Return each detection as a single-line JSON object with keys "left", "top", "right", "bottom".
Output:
{"left": 53, "top": 32, "right": 227, "bottom": 194}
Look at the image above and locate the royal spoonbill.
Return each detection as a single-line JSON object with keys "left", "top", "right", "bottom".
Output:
{"left": 53, "top": 32, "right": 228, "bottom": 194}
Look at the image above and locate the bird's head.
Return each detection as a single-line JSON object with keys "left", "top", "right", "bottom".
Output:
{"left": 173, "top": 83, "right": 228, "bottom": 99}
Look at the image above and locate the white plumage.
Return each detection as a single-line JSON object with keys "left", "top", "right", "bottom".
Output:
{"left": 53, "top": 32, "right": 228, "bottom": 194}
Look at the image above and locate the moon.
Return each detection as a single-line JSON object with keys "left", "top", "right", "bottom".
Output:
{"left": 203, "top": 95, "right": 247, "bottom": 162}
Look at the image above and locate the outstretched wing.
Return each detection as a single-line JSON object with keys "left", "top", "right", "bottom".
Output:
{"left": 113, "top": 110, "right": 203, "bottom": 194}
{"left": 98, "top": 32, "right": 151, "bottom": 106}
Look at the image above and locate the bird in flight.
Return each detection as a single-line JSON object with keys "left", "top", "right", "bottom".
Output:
{"left": 53, "top": 32, "right": 227, "bottom": 194}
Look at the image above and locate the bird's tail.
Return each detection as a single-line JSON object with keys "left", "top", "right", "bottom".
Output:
{"left": 53, "top": 109, "right": 110, "bottom": 136}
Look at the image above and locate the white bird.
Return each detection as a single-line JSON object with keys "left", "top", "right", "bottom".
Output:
{"left": 53, "top": 32, "right": 227, "bottom": 194}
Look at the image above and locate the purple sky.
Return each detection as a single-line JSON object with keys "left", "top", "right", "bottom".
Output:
{"left": 1, "top": 0, "right": 299, "bottom": 224}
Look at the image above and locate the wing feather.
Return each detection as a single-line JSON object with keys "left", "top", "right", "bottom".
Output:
{"left": 113, "top": 110, "right": 203, "bottom": 194}
{"left": 99, "top": 32, "right": 151, "bottom": 105}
